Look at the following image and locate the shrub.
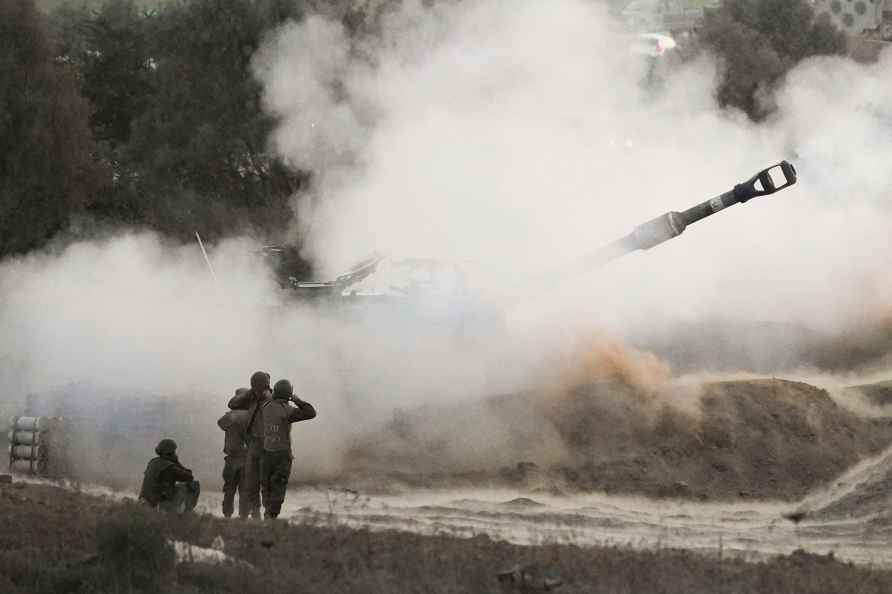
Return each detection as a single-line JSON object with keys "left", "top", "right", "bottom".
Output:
{"left": 95, "top": 502, "right": 175, "bottom": 591}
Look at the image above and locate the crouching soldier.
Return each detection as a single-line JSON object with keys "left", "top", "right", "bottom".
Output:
{"left": 139, "top": 439, "right": 201, "bottom": 513}
{"left": 218, "top": 395, "right": 251, "bottom": 518}
{"left": 260, "top": 379, "right": 316, "bottom": 519}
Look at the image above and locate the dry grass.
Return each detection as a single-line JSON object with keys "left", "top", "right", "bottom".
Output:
{"left": 2, "top": 480, "right": 892, "bottom": 593}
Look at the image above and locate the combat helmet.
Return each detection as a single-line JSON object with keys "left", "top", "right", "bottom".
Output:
{"left": 155, "top": 438, "right": 177, "bottom": 456}
{"left": 250, "top": 371, "right": 271, "bottom": 390}
{"left": 273, "top": 379, "right": 293, "bottom": 400}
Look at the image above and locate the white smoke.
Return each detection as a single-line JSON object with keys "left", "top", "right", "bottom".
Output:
{"left": 254, "top": 0, "right": 892, "bottom": 336}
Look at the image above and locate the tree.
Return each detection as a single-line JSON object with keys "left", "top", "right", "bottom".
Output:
{"left": 699, "top": 0, "right": 846, "bottom": 120}
{"left": 0, "top": 0, "right": 108, "bottom": 257}
{"left": 123, "top": 0, "right": 309, "bottom": 240}
{"left": 80, "top": 0, "right": 155, "bottom": 150}
{"left": 43, "top": 0, "right": 160, "bottom": 228}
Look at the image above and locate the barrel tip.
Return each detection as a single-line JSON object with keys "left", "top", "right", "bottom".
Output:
{"left": 780, "top": 160, "right": 797, "bottom": 185}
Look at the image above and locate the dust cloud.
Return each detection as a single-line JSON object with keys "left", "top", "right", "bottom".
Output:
{"left": 2, "top": 0, "right": 892, "bottom": 487}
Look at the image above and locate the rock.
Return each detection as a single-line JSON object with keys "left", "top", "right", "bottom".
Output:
{"left": 211, "top": 535, "right": 225, "bottom": 551}
{"left": 497, "top": 564, "right": 562, "bottom": 591}
{"left": 501, "top": 497, "right": 545, "bottom": 508}
{"left": 783, "top": 511, "right": 808, "bottom": 524}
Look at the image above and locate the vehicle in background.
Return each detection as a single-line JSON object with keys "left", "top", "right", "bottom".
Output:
{"left": 622, "top": 0, "right": 712, "bottom": 33}
{"left": 632, "top": 32, "right": 678, "bottom": 57}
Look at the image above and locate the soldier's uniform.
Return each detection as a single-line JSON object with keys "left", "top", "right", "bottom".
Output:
{"left": 217, "top": 403, "right": 250, "bottom": 518}
{"left": 228, "top": 371, "right": 272, "bottom": 519}
{"left": 259, "top": 379, "right": 316, "bottom": 519}
{"left": 139, "top": 439, "right": 201, "bottom": 513}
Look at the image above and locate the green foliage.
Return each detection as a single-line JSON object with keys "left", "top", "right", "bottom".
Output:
{"left": 699, "top": 0, "right": 846, "bottom": 120}
{"left": 120, "top": 0, "right": 309, "bottom": 240}
{"left": 0, "top": 0, "right": 109, "bottom": 256}
{"left": 2, "top": 0, "right": 322, "bottom": 261}
{"left": 81, "top": 0, "right": 155, "bottom": 149}
{"left": 95, "top": 502, "right": 176, "bottom": 591}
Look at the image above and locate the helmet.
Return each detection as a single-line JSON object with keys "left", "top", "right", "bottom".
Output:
{"left": 155, "top": 438, "right": 177, "bottom": 456}
{"left": 250, "top": 371, "right": 271, "bottom": 390}
{"left": 273, "top": 379, "right": 293, "bottom": 399}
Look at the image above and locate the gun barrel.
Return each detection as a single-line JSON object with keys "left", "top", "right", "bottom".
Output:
{"left": 613, "top": 160, "right": 797, "bottom": 253}
{"left": 506, "top": 161, "right": 797, "bottom": 304}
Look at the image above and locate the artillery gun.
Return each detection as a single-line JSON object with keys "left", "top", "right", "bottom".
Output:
{"left": 270, "top": 161, "right": 796, "bottom": 307}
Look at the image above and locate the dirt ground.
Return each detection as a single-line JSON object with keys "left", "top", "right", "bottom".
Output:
{"left": 338, "top": 379, "right": 892, "bottom": 501}
{"left": 3, "top": 479, "right": 892, "bottom": 594}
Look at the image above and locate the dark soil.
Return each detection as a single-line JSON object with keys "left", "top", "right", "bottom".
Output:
{"left": 338, "top": 379, "right": 892, "bottom": 501}
{"left": 3, "top": 480, "right": 892, "bottom": 594}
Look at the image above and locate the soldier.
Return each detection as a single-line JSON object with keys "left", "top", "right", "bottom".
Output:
{"left": 228, "top": 371, "right": 273, "bottom": 519}
{"left": 259, "top": 379, "right": 316, "bottom": 519}
{"left": 217, "top": 394, "right": 251, "bottom": 518}
{"left": 138, "top": 438, "right": 201, "bottom": 513}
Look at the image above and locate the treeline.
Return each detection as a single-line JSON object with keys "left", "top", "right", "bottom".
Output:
{"left": 1, "top": 0, "right": 378, "bottom": 260}
{"left": 699, "top": 0, "right": 847, "bottom": 120}
{"left": 1, "top": 0, "right": 847, "bottom": 260}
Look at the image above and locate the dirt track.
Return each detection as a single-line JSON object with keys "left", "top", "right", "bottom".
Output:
{"left": 209, "top": 478, "right": 892, "bottom": 567}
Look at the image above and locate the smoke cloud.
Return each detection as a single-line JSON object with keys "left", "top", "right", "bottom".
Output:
{"left": 2, "top": 0, "right": 892, "bottom": 487}
{"left": 255, "top": 0, "right": 892, "bottom": 337}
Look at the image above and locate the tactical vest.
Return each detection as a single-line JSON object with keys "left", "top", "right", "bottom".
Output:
{"left": 244, "top": 392, "right": 266, "bottom": 442}
{"left": 218, "top": 410, "right": 250, "bottom": 457}
{"left": 261, "top": 399, "right": 292, "bottom": 452}
{"left": 139, "top": 457, "right": 176, "bottom": 505}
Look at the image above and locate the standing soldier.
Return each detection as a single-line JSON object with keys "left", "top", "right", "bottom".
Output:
{"left": 217, "top": 392, "right": 251, "bottom": 518}
{"left": 139, "top": 438, "right": 201, "bottom": 513}
{"left": 228, "top": 371, "right": 272, "bottom": 519}
{"left": 260, "top": 379, "right": 316, "bottom": 519}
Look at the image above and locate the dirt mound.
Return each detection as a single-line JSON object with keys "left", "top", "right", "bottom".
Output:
{"left": 797, "top": 447, "right": 892, "bottom": 521}
{"left": 339, "top": 379, "right": 892, "bottom": 500}
{"left": 846, "top": 380, "right": 892, "bottom": 407}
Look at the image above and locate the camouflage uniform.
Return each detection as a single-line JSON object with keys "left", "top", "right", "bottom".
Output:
{"left": 139, "top": 439, "right": 200, "bottom": 513}
{"left": 217, "top": 405, "right": 250, "bottom": 518}
{"left": 228, "top": 372, "right": 272, "bottom": 519}
{"left": 260, "top": 379, "right": 316, "bottom": 519}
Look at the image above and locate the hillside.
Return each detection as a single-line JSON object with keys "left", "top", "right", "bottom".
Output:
{"left": 339, "top": 379, "right": 892, "bottom": 500}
